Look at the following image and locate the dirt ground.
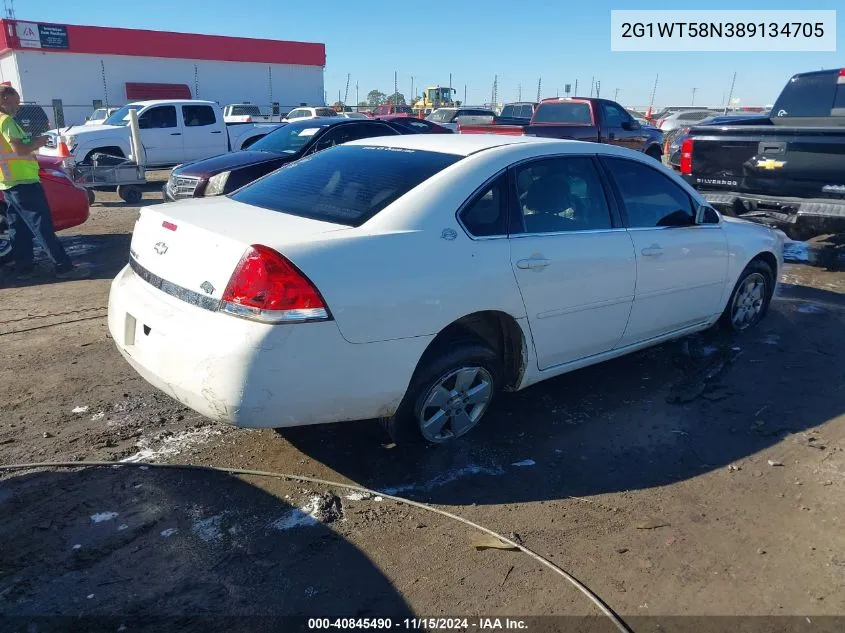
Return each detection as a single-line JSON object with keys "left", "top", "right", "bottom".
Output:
{"left": 1, "top": 182, "right": 844, "bottom": 632}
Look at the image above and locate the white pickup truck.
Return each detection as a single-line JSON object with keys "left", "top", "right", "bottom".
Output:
{"left": 222, "top": 103, "right": 285, "bottom": 124}
{"left": 40, "top": 100, "right": 283, "bottom": 167}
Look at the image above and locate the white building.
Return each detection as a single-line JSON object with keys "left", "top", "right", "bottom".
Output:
{"left": 0, "top": 19, "right": 326, "bottom": 125}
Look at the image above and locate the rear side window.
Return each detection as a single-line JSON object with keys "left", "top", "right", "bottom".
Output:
{"left": 182, "top": 105, "right": 216, "bottom": 127}
{"left": 459, "top": 174, "right": 509, "bottom": 237}
{"left": 532, "top": 102, "right": 593, "bottom": 124}
{"left": 602, "top": 157, "right": 694, "bottom": 228}
{"left": 773, "top": 72, "right": 838, "bottom": 118}
{"left": 230, "top": 105, "right": 260, "bottom": 116}
{"left": 316, "top": 108, "right": 336, "bottom": 117}
{"left": 230, "top": 145, "right": 462, "bottom": 227}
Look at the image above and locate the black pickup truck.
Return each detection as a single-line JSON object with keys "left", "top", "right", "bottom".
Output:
{"left": 493, "top": 101, "right": 537, "bottom": 125}
{"left": 682, "top": 68, "right": 845, "bottom": 239}
{"left": 459, "top": 97, "right": 665, "bottom": 159}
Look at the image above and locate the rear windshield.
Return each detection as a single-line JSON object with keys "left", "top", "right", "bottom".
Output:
{"left": 427, "top": 109, "right": 456, "bottom": 123}
{"left": 249, "top": 122, "right": 329, "bottom": 154}
{"left": 532, "top": 102, "right": 593, "bottom": 124}
{"left": 772, "top": 71, "right": 845, "bottom": 118}
{"left": 230, "top": 105, "right": 261, "bottom": 116}
{"left": 230, "top": 145, "right": 462, "bottom": 227}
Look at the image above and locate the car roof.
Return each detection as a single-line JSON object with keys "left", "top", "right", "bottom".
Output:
{"left": 130, "top": 99, "right": 217, "bottom": 107}
{"left": 344, "top": 133, "right": 568, "bottom": 156}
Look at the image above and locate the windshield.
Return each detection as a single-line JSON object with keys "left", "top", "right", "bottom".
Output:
{"left": 104, "top": 104, "right": 144, "bottom": 126}
{"left": 531, "top": 102, "right": 593, "bottom": 124}
{"left": 248, "top": 121, "right": 330, "bottom": 154}
{"left": 90, "top": 109, "right": 107, "bottom": 121}
{"left": 427, "top": 109, "right": 455, "bottom": 123}
{"left": 231, "top": 145, "right": 462, "bottom": 227}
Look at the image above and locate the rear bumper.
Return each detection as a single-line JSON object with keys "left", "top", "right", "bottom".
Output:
{"left": 700, "top": 190, "right": 845, "bottom": 233}
{"left": 107, "top": 265, "right": 428, "bottom": 428}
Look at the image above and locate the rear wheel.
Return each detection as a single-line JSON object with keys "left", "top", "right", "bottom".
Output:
{"left": 384, "top": 340, "right": 501, "bottom": 445}
{"left": 645, "top": 146, "right": 662, "bottom": 162}
{"left": 117, "top": 185, "right": 143, "bottom": 204}
{"left": 0, "top": 206, "right": 11, "bottom": 265}
{"left": 86, "top": 188, "right": 95, "bottom": 206}
{"left": 720, "top": 260, "right": 774, "bottom": 332}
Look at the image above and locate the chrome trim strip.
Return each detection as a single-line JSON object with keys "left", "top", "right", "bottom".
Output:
{"left": 129, "top": 257, "right": 221, "bottom": 312}
{"left": 634, "top": 281, "right": 725, "bottom": 300}
{"left": 537, "top": 295, "right": 634, "bottom": 320}
{"left": 510, "top": 228, "right": 627, "bottom": 239}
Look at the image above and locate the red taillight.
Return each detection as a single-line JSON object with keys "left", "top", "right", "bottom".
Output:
{"left": 162, "top": 221, "right": 177, "bottom": 231}
{"left": 680, "top": 137, "right": 694, "bottom": 175}
{"left": 245, "top": 116, "right": 253, "bottom": 122}
{"left": 839, "top": 68, "right": 845, "bottom": 76}
{"left": 220, "top": 245, "right": 329, "bottom": 323}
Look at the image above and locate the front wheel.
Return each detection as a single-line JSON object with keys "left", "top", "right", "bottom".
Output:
{"left": 384, "top": 340, "right": 501, "bottom": 445}
{"left": 117, "top": 185, "right": 143, "bottom": 204}
{"left": 720, "top": 260, "right": 774, "bottom": 332}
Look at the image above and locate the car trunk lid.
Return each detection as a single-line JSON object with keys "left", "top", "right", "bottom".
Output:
{"left": 129, "top": 197, "right": 348, "bottom": 304}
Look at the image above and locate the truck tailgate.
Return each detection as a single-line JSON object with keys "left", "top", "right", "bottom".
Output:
{"left": 688, "top": 125, "right": 845, "bottom": 199}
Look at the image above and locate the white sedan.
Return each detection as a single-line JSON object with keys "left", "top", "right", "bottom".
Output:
{"left": 108, "top": 135, "right": 783, "bottom": 444}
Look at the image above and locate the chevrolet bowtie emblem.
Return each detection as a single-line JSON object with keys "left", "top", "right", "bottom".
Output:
{"left": 756, "top": 159, "right": 785, "bottom": 170}
{"left": 153, "top": 242, "right": 168, "bottom": 255}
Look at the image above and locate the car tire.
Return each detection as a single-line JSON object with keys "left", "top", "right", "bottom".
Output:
{"left": 0, "top": 207, "right": 11, "bottom": 265}
{"left": 384, "top": 339, "right": 501, "bottom": 445}
{"left": 117, "top": 185, "right": 143, "bottom": 204}
{"left": 645, "top": 146, "right": 662, "bottom": 162}
{"left": 719, "top": 260, "right": 774, "bottom": 333}
{"left": 86, "top": 189, "right": 95, "bottom": 206}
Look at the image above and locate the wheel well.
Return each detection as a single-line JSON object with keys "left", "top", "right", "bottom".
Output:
{"left": 241, "top": 136, "right": 264, "bottom": 149}
{"left": 84, "top": 146, "right": 125, "bottom": 161}
{"left": 421, "top": 311, "right": 526, "bottom": 391}
{"left": 751, "top": 251, "right": 779, "bottom": 290}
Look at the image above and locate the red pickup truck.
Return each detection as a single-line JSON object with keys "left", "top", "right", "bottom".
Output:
{"left": 460, "top": 97, "right": 664, "bottom": 160}
{"left": 0, "top": 155, "right": 90, "bottom": 265}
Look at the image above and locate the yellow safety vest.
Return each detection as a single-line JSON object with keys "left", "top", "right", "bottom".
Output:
{"left": 0, "top": 113, "right": 39, "bottom": 188}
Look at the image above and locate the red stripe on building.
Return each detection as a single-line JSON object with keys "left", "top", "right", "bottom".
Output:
{"left": 0, "top": 20, "right": 325, "bottom": 66}
{"left": 126, "top": 83, "right": 192, "bottom": 100}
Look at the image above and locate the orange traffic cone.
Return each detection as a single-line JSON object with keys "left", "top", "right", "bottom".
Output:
{"left": 57, "top": 139, "right": 71, "bottom": 159}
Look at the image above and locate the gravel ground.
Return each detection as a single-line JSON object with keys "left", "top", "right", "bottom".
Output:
{"left": 1, "top": 185, "right": 844, "bottom": 631}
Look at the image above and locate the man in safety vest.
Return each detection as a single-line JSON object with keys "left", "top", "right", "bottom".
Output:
{"left": 0, "top": 86, "right": 84, "bottom": 279}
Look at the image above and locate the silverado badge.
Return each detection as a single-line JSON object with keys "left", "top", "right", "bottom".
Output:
{"left": 200, "top": 281, "right": 215, "bottom": 296}
{"left": 755, "top": 159, "right": 786, "bottom": 170}
{"left": 153, "top": 242, "right": 168, "bottom": 255}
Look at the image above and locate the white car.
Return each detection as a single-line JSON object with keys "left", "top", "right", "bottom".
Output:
{"left": 283, "top": 106, "right": 339, "bottom": 122}
{"left": 108, "top": 135, "right": 783, "bottom": 444}
{"left": 84, "top": 107, "right": 120, "bottom": 125}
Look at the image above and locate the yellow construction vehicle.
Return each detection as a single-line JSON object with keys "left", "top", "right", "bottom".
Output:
{"left": 412, "top": 86, "right": 457, "bottom": 115}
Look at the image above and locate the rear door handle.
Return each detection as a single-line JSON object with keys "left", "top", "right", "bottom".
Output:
{"left": 516, "top": 258, "right": 551, "bottom": 270}
{"left": 211, "top": 130, "right": 223, "bottom": 134}
{"left": 170, "top": 132, "right": 182, "bottom": 136}
{"left": 641, "top": 245, "right": 664, "bottom": 257}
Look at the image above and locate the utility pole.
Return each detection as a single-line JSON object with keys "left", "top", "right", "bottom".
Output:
{"left": 649, "top": 74, "right": 659, "bottom": 112}
{"left": 614, "top": 88, "right": 620, "bottom": 101}
{"left": 356, "top": 83, "right": 359, "bottom": 108}
{"left": 574, "top": 79, "right": 578, "bottom": 96}
{"left": 394, "top": 71, "right": 398, "bottom": 102}
{"left": 724, "top": 71, "right": 737, "bottom": 114}
{"left": 590, "top": 76, "right": 595, "bottom": 97}
{"left": 536, "top": 77, "right": 541, "bottom": 102}
{"left": 691, "top": 87, "right": 697, "bottom": 106}
{"left": 464, "top": 84, "right": 467, "bottom": 105}
{"left": 517, "top": 84, "right": 521, "bottom": 101}
{"left": 411, "top": 76, "right": 414, "bottom": 101}
{"left": 449, "top": 73, "right": 453, "bottom": 102}
{"left": 343, "top": 73, "right": 350, "bottom": 106}
{"left": 595, "top": 80, "right": 601, "bottom": 98}
{"left": 492, "top": 75, "right": 498, "bottom": 108}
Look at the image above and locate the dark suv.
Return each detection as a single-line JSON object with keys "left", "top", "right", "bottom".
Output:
{"left": 15, "top": 104, "right": 51, "bottom": 137}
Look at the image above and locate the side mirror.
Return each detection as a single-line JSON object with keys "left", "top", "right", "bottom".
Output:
{"left": 696, "top": 204, "right": 721, "bottom": 225}
{"left": 621, "top": 120, "right": 638, "bottom": 131}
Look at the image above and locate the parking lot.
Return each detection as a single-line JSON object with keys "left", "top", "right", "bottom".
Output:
{"left": 1, "top": 184, "right": 845, "bottom": 627}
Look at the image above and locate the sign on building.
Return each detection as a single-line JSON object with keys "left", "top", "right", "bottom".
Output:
{"left": 14, "top": 22, "right": 69, "bottom": 49}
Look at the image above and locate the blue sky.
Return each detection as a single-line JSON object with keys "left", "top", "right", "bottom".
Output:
{"left": 24, "top": 0, "right": 844, "bottom": 107}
